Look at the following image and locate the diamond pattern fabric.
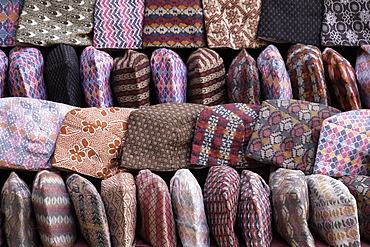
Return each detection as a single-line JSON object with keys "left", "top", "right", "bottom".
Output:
{"left": 0, "top": 0, "right": 24, "bottom": 47}
{"left": 356, "top": 45, "right": 370, "bottom": 108}
{"left": 0, "top": 49, "right": 8, "bottom": 98}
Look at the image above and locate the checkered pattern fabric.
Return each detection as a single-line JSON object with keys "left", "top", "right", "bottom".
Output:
{"left": 356, "top": 45, "right": 370, "bottom": 108}
{"left": 0, "top": 0, "right": 24, "bottom": 47}
{"left": 0, "top": 50, "right": 8, "bottom": 98}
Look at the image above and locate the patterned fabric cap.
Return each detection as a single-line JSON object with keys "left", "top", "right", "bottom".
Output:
{"left": 0, "top": 50, "right": 8, "bottom": 98}
{"left": 16, "top": 0, "right": 94, "bottom": 46}
{"left": 246, "top": 99, "right": 341, "bottom": 174}
{"left": 44, "top": 44, "right": 85, "bottom": 107}
{"left": 322, "top": 47, "right": 361, "bottom": 111}
{"left": 32, "top": 170, "right": 78, "bottom": 247}
{"left": 257, "top": 45, "right": 293, "bottom": 100}
{"left": 187, "top": 48, "right": 227, "bottom": 106}
{"left": 190, "top": 103, "right": 263, "bottom": 168}
{"left": 1, "top": 172, "right": 40, "bottom": 247}
{"left": 307, "top": 174, "right": 360, "bottom": 246}
{"left": 101, "top": 172, "right": 137, "bottom": 247}
{"left": 238, "top": 170, "right": 272, "bottom": 247}
{"left": 52, "top": 107, "right": 135, "bottom": 179}
{"left": 356, "top": 45, "right": 370, "bottom": 108}
{"left": 8, "top": 46, "right": 47, "bottom": 99}
{"left": 142, "top": 0, "right": 205, "bottom": 48}
{"left": 314, "top": 109, "right": 370, "bottom": 177}
{"left": 286, "top": 44, "right": 330, "bottom": 105}
{"left": 227, "top": 49, "right": 261, "bottom": 104}
{"left": 0, "top": 97, "right": 75, "bottom": 171}
{"left": 203, "top": 166, "right": 240, "bottom": 247}
{"left": 136, "top": 169, "right": 177, "bottom": 247}
{"left": 202, "top": 0, "right": 267, "bottom": 49}
{"left": 66, "top": 173, "right": 111, "bottom": 247}
{"left": 120, "top": 103, "right": 205, "bottom": 171}
{"left": 170, "top": 169, "right": 210, "bottom": 247}
{"left": 269, "top": 168, "right": 314, "bottom": 246}
{"left": 111, "top": 49, "right": 150, "bottom": 108}
{"left": 0, "top": 0, "right": 24, "bottom": 47}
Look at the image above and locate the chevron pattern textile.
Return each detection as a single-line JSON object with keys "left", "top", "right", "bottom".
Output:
{"left": 0, "top": 0, "right": 24, "bottom": 47}
{"left": 66, "top": 173, "right": 111, "bottom": 247}
{"left": 94, "top": 0, "right": 144, "bottom": 49}
{"left": 101, "top": 172, "right": 137, "bottom": 247}
{"left": 8, "top": 46, "right": 47, "bottom": 99}
{"left": 270, "top": 168, "right": 314, "bottom": 247}
{"left": 142, "top": 0, "right": 205, "bottom": 48}
{"left": 32, "top": 170, "right": 78, "bottom": 247}
{"left": 257, "top": 44, "right": 293, "bottom": 100}
{"left": 136, "top": 169, "right": 177, "bottom": 247}
{"left": 204, "top": 166, "right": 240, "bottom": 247}
{"left": 170, "top": 169, "right": 210, "bottom": 247}
{"left": 111, "top": 49, "right": 150, "bottom": 108}
{"left": 286, "top": 44, "right": 330, "bottom": 105}
{"left": 0, "top": 49, "right": 8, "bottom": 98}
{"left": 307, "top": 174, "right": 360, "bottom": 246}
{"left": 356, "top": 45, "right": 370, "bottom": 108}
{"left": 314, "top": 109, "right": 370, "bottom": 177}
{"left": 322, "top": 47, "right": 362, "bottom": 111}
{"left": 187, "top": 48, "right": 227, "bottom": 106}
{"left": 80, "top": 46, "right": 114, "bottom": 107}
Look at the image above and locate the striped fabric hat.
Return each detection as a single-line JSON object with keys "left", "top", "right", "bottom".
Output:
{"left": 0, "top": 1, "right": 24, "bottom": 47}
{"left": 356, "top": 45, "right": 370, "bottom": 108}
{"left": 0, "top": 50, "right": 8, "bottom": 98}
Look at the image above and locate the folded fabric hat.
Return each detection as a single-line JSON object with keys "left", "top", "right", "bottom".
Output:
{"left": 322, "top": 47, "right": 361, "bottom": 111}
{"left": 1, "top": 172, "right": 40, "bottom": 246}
{"left": 187, "top": 48, "right": 227, "bottom": 106}
{"left": 16, "top": 0, "right": 94, "bottom": 46}
{"left": 202, "top": 0, "right": 267, "bottom": 49}
{"left": 227, "top": 49, "right": 261, "bottom": 104}
{"left": 136, "top": 169, "right": 177, "bottom": 247}
{"left": 0, "top": 1, "right": 24, "bottom": 47}
{"left": 190, "top": 103, "right": 263, "bottom": 168}
{"left": 270, "top": 168, "right": 314, "bottom": 246}
{"left": 151, "top": 48, "right": 187, "bottom": 103}
{"left": 142, "top": 0, "right": 205, "bottom": 48}
{"left": 101, "top": 172, "right": 137, "bottom": 247}
{"left": 204, "top": 166, "right": 240, "bottom": 247}
{"left": 8, "top": 46, "right": 47, "bottom": 99}
{"left": 80, "top": 46, "right": 114, "bottom": 107}
{"left": 111, "top": 49, "right": 150, "bottom": 108}
{"left": 307, "top": 174, "right": 360, "bottom": 246}
{"left": 246, "top": 99, "right": 341, "bottom": 174}
{"left": 0, "top": 97, "right": 75, "bottom": 171}
{"left": 32, "top": 170, "right": 78, "bottom": 247}
{"left": 257, "top": 45, "right": 293, "bottom": 100}
{"left": 314, "top": 109, "right": 370, "bottom": 177}
{"left": 238, "top": 170, "right": 272, "bottom": 247}
{"left": 286, "top": 44, "right": 330, "bottom": 105}
{"left": 52, "top": 107, "right": 135, "bottom": 179}
{"left": 0, "top": 50, "right": 8, "bottom": 98}
{"left": 44, "top": 44, "right": 85, "bottom": 107}
{"left": 66, "top": 173, "right": 111, "bottom": 247}
{"left": 356, "top": 45, "right": 370, "bottom": 108}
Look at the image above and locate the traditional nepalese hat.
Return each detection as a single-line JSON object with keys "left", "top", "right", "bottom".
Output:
{"left": 0, "top": 1, "right": 24, "bottom": 47}
{"left": 0, "top": 50, "right": 8, "bottom": 98}
{"left": 356, "top": 45, "right": 370, "bottom": 108}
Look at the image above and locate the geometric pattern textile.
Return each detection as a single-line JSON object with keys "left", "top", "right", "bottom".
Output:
{"left": 0, "top": 49, "right": 8, "bottom": 98}
{"left": 313, "top": 109, "right": 370, "bottom": 177}
{"left": 356, "top": 45, "right": 370, "bottom": 108}
{"left": 0, "top": 0, "right": 24, "bottom": 47}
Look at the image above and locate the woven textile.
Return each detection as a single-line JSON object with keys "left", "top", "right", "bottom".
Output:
{"left": 203, "top": 166, "right": 240, "bottom": 247}
{"left": 187, "top": 48, "right": 227, "bottom": 106}
{"left": 94, "top": 0, "right": 144, "bottom": 49}
{"left": 136, "top": 169, "right": 177, "bottom": 247}
{"left": 190, "top": 103, "right": 263, "bottom": 168}
{"left": 270, "top": 168, "right": 314, "bottom": 247}
{"left": 1, "top": 172, "right": 40, "bottom": 247}
{"left": 101, "top": 172, "right": 137, "bottom": 247}
{"left": 32, "top": 170, "right": 77, "bottom": 247}
{"left": 52, "top": 107, "right": 135, "bottom": 179}
{"left": 257, "top": 45, "right": 293, "bottom": 100}
{"left": 120, "top": 103, "right": 205, "bottom": 171}
{"left": 246, "top": 99, "right": 341, "bottom": 174}
{"left": 307, "top": 174, "right": 360, "bottom": 246}
{"left": 356, "top": 45, "right": 370, "bottom": 108}
{"left": 142, "top": 0, "right": 205, "bottom": 48}
{"left": 0, "top": 49, "right": 8, "bottom": 98}
{"left": 8, "top": 46, "right": 47, "bottom": 99}
{"left": 66, "top": 173, "right": 111, "bottom": 247}
{"left": 170, "top": 169, "right": 210, "bottom": 247}
{"left": 227, "top": 49, "right": 260, "bottom": 104}
{"left": 16, "top": 0, "right": 94, "bottom": 46}
{"left": 238, "top": 170, "right": 272, "bottom": 247}
{"left": 286, "top": 44, "right": 330, "bottom": 105}
{"left": 322, "top": 47, "right": 361, "bottom": 111}
{"left": 151, "top": 48, "right": 187, "bottom": 103}
{"left": 314, "top": 109, "right": 370, "bottom": 177}
{"left": 0, "top": 97, "right": 75, "bottom": 171}
{"left": 0, "top": 0, "right": 24, "bottom": 47}
{"left": 111, "top": 50, "right": 150, "bottom": 108}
